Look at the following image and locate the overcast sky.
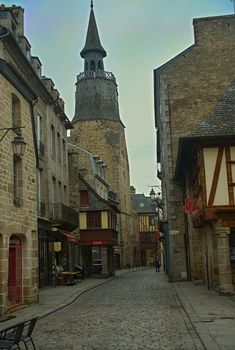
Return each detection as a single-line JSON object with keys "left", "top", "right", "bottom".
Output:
{"left": 3, "top": 0, "right": 233, "bottom": 194}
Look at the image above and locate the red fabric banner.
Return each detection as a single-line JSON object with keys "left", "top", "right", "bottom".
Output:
{"left": 184, "top": 198, "right": 198, "bottom": 214}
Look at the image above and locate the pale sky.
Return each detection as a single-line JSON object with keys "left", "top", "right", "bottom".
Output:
{"left": 3, "top": 0, "right": 233, "bottom": 194}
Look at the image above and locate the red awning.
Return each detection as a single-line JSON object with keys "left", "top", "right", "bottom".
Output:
{"left": 59, "top": 230, "right": 80, "bottom": 244}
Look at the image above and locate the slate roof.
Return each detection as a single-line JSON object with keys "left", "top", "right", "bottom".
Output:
{"left": 174, "top": 80, "right": 235, "bottom": 179}
{"left": 131, "top": 194, "right": 155, "bottom": 213}
{"left": 80, "top": 6, "right": 106, "bottom": 58}
{"left": 190, "top": 80, "right": 235, "bottom": 138}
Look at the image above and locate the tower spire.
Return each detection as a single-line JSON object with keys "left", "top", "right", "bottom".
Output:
{"left": 80, "top": 2, "right": 106, "bottom": 59}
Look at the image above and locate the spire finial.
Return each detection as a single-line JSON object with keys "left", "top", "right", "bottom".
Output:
{"left": 91, "top": 0, "right": 93, "bottom": 9}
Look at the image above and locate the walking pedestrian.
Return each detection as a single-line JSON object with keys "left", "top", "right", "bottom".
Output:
{"left": 155, "top": 259, "right": 161, "bottom": 272}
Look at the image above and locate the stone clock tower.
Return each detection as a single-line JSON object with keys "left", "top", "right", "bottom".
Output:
{"left": 70, "top": 1, "right": 133, "bottom": 267}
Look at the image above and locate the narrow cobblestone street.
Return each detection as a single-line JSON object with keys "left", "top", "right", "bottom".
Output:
{"left": 33, "top": 269, "right": 203, "bottom": 350}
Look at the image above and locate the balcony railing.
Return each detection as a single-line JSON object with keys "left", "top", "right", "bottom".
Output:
{"left": 77, "top": 70, "right": 116, "bottom": 83}
{"left": 51, "top": 203, "right": 79, "bottom": 229}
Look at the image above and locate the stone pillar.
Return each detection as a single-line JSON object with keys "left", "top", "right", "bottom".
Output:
{"left": 215, "top": 226, "right": 234, "bottom": 294}
{"left": 101, "top": 247, "right": 108, "bottom": 276}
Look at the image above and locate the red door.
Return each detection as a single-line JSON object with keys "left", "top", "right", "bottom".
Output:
{"left": 8, "top": 236, "right": 22, "bottom": 308}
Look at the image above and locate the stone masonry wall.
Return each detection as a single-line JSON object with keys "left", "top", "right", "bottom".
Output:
{"left": 0, "top": 74, "right": 38, "bottom": 315}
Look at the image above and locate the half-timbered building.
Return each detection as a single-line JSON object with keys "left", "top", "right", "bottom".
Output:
{"left": 175, "top": 80, "right": 235, "bottom": 293}
{"left": 131, "top": 193, "right": 160, "bottom": 267}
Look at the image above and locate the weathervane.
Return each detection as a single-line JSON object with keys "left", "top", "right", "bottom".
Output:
{"left": 91, "top": 0, "right": 93, "bottom": 10}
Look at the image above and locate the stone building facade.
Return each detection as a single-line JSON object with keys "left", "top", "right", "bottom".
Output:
{"left": 0, "top": 13, "right": 38, "bottom": 314}
{"left": 0, "top": 4, "right": 79, "bottom": 315}
{"left": 154, "top": 14, "right": 235, "bottom": 282}
{"left": 70, "top": 3, "right": 133, "bottom": 267}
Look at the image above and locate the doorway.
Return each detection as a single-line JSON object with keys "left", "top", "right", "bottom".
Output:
{"left": 8, "top": 235, "right": 22, "bottom": 308}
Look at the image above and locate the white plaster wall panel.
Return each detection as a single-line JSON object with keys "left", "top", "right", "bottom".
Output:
{"left": 203, "top": 148, "right": 218, "bottom": 205}
{"left": 214, "top": 151, "right": 229, "bottom": 205}
{"left": 230, "top": 146, "right": 235, "bottom": 160}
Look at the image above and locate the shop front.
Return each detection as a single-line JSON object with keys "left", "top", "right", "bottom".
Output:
{"left": 38, "top": 223, "right": 80, "bottom": 288}
{"left": 80, "top": 230, "right": 117, "bottom": 277}
{"left": 53, "top": 230, "right": 80, "bottom": 271}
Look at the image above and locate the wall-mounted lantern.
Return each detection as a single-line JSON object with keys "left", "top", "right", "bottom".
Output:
{"left": 0, "top": 127, "right": 26, "bottom": 157}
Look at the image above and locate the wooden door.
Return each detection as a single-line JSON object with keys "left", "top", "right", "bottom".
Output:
{"left": 8, "top": 236, "right": 22, "bottom": 308}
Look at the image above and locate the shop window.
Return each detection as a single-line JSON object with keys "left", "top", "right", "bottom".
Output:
{"left": 12, "top": 94, "right": 21, "bottom": 134}
{"left": 87, "top": 211, "right": 101, "bottom": 228}
{"left": 80, "top": 191, "right": 89, "bottom": 207}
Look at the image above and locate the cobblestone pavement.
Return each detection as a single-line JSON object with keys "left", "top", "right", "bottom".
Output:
{"left": 33, "top": 269, "right": 203, "bottom": 350}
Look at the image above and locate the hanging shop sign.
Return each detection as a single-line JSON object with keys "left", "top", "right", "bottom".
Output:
{"left": 92, "top": 240, "right": 105, "bottom": 246}
{"left": 53, "top": 241, "right": 62, "bottom": 252}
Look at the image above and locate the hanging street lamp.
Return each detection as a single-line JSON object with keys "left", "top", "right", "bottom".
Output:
{"left": 0, "top": 127, "right": 26, "bottom": 156}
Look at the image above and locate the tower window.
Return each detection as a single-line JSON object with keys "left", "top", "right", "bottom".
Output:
{"left": 98, "top": 61, "right": 103, "bottom": 70}
{"left": 85, "top": 61, "right": 88, "bottom": 71}
{"left": 90, "top": 60, "right": 96, "bottom": 71}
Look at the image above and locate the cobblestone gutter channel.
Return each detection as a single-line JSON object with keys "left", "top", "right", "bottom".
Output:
{"left": 172, "top": 283, "right": 220, "bottom": 350}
